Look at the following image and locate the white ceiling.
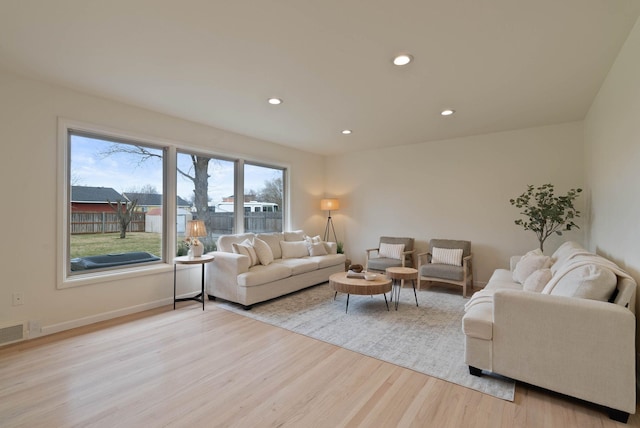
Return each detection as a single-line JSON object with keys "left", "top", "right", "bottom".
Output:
{"left": 1, "top": 1, "right": 639, "bottom": 156}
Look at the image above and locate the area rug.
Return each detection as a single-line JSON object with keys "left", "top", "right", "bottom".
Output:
{"left": 215, "top": 282, "right": 515, "bottom": 401}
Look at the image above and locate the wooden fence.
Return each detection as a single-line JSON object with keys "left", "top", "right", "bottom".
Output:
{"left": 71, "top": 212, "right": 146, "bottom": 234}
{"left": 71, "top": 211, "right": 282, "bottom": 235}
{"left": 206, "top": 212, "right": 283, "bottom": 235}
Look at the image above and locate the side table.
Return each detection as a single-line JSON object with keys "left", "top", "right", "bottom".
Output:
{"left": 386, "top": 267, "right": 419, "bottom": 310}
{"left": 174, "top": 254, "right": 215, "bottom": 310}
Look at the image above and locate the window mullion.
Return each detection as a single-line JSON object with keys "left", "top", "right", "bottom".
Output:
{"left": 236, "top": 159, "right": 244, "bottom": 234}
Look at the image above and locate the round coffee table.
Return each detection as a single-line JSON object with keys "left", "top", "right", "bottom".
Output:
{"left": 386, "top": 267, "right": 419, "bottom": 310}
{"left": 329, "top": 271, "right": 392, "bottom": 313}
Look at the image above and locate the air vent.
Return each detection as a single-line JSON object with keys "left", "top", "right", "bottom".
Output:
{"left": 0, "top": 322, "right": 26, "bottom": 346}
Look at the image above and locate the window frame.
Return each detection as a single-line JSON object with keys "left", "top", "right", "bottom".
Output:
{"left": 243, "top": 161, "right": 287, "bottom": 234}
{"left": 57, "top": 119, "right": 175, "bottom": 289}
{"left": 57, "top": 118, "right": 290, "bottom": 289}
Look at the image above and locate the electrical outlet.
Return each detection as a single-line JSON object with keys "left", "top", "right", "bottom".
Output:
{"left": 12, "top": 292, "right": 24, "bottom": 306}
{"left": 29, "top": 320, "right": 41, "bottom": 337}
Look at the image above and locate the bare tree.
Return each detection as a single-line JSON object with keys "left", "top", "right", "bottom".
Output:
{"left": 257, "top": 177, "right": 283, "bottom": 208}
{"left": 70, "top": 172, "right": 83, "bottom": 186}
{"left": 126, "top": 184, "right": 159, "bottom": 194}
{"left": 101, "top": 144, "right": 211, "bottom": 222}
{"left": 108, "top": 199, "right": 138, "bottom": 239}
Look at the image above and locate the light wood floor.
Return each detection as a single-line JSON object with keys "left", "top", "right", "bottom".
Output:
{"left": 1, "top": 303, "right": 637, "bottom": 428}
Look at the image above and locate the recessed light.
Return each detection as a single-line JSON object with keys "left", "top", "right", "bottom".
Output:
{"left": 392, "top": 54, "right": 413, "bottom": 66}
{"left": 341, "top": 129, "right": 352, "bottom": 135}
{"left": 267, "top": 98, "right": 283, "bottom": 105}
{"left": 440, "top": 109, "right": 455, "bottom": 116}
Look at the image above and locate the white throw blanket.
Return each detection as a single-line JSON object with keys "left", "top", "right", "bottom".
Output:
{"left": 464, "top": 288, "right": 499, "bottom": 311}
{"left": 464, "top": 254, "right": 631, "bottom": 313}
{"left": 541, "top": 254, "right": 631, "bottom": 294}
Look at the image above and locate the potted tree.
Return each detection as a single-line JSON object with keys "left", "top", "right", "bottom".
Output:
{"left": 510, "top": 184, "right": 582, "bottom": 252}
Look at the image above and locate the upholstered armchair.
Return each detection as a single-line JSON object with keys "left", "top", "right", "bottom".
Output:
{"left": 365, "top": 236, "right": 415, "bottom": 273}
{"left": 417, "top": 239, "right": 473, "bottom": 297}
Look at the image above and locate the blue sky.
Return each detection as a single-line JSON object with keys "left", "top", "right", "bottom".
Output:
{"left": 71, "top": 135, "right": 279, "bottom": 204}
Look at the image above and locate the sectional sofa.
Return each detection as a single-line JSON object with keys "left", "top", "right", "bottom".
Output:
{"left": 205, "top": 230, "right": 346, "bottom": 309}
{"left": 462, "top": 241, "right": 637, "bottom": 422}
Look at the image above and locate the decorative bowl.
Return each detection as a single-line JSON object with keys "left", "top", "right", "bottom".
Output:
{"left": 349, "top": 264, "right": 363, "bottom": 273}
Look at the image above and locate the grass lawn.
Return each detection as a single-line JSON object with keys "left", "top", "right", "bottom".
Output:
{"left": 70, "top": 232, "right": 162, "bottom": 258}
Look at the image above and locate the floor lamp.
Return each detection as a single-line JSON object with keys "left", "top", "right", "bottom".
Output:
{"left": 321, "top": 198, "right": 340, "bottom": 242}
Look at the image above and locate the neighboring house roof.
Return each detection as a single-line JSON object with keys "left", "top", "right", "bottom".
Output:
{"left": 123, "top": 192, "right": 191, "bottom": 207}
{"left": 72, "top": 186, "right": 125, "bottom": 203}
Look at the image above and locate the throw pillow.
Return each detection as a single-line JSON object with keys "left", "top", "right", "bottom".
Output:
{"left": 379, "top": 243, "right": 405, "bottom": 260}
{"left": 308, "top": 242, "right": 328, "bottom": 256}
{"left": 280, "top": 240, "right": 310, "bottom": 258}
{"left": 232, "top": 239, "right": 259, "bottom": 267}
{"left": 252, "top": 237, "right": 274, "bottom": 266}
{"left": 512, "top": 254, "right": 552, "bottom": 284}
{"left": 549, "top": 265, "right": 617, "bottom": 301}
{"left": 522, "top": 268, "right": 552, "bottom": 293}
{"left": 256, "top": 233, "right": 284, "bottom": 259}
{"left": 524, "top": 248, "right": 543, "bottom": 257}
{"left": 304, "top": 234, "right": 323, "bottom": 244}
{"left": 431, "top": 247, "right": 463, "bottom": 266}
{"left": 284, "top": 230, "right": 306, "bottom": 242}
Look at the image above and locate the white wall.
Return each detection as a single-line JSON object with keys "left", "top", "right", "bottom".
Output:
{"left": 584, "top": 16, "right": 640, "bottom": 373}
{"left": 0, "top": 70, "right": 326, "bottom": 335}
{"left": 325, "top": 122, "right": 585, "bottom": 286}
{"left": 584, "top": 17, "right": 640, "bottom": 285}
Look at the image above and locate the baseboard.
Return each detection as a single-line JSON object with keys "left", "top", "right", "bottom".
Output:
{"left": 473, "top": 281, "right": 487, "bottom": 289}
{"left": 41, "top": 297, "right": 174, "bottom": 336}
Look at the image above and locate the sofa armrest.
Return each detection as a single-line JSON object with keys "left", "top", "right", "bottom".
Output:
{"left": 492, "top": 289, "right": 636, "bottom": 413}
{"left": 416, "top": 251, "right": 431, "bottom": 267}
{"left": 205, "top": 251, "right": 250, "bottom": 301}
{"left": 365, "top": 248, "right": 380, "bottom": 257}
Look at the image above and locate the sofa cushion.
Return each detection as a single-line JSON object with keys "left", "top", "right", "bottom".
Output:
{"left": 232, "top": 239, "right": 259, "bottom": 267}
{"left": 368, "top": 257, "right": 404, "bottom": 271}
{"left": 256, "top": 232, "right": 284, "bottom": 259}
{"left": 284, "top": 230, "right": 306, "bottom": 241}
{"left": 253, "top": 237, "right": 274, "bottom": 266}
{"left": 431, "top": 247, "right": 463, "bottom": 266}
{"left": 273, "top": 258, "right": 319, "bottom": 275}
{"left": 489, "top": 268, "right": 515, "bottom": 283}
{"left": 237, "top": 263, "right": 292, "bottom": 287}
{"left": 512, "top": 253, "right": 552, "bottom": 284}
{"left": 307, "top": 253, "right": 345, "bottom": 269}
{"left": 549, "top": 265, "right": 617, "bottom": 301}
{"left": 420, "top": 263, "right": 464, "bottom": 282}
{"left": 217, "top": 233, "right": 256, "bottom": 253}
{"left": 280, "top": 241, "right": 309, "bottom": 258}
{"left": 483, "top": 269, "right": 524, "bottom": 291}
{"left": 523, "top": 268, "right": 552, "bottom": 293}
{"left": 379, "top": 242, "right": 405, "bottom": 260}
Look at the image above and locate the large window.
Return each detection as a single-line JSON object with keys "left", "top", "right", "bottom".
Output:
{"left": 244, "top": 163, "right": 284, "bottom": 233}
{"left": 176, "top": 151, "right": 235, "bottom": 255}
{"left": 67, "top": 131, "right": 165, "bottom": 275}
{"left": 59, "top": 119, "right": 288, "bottom": 287}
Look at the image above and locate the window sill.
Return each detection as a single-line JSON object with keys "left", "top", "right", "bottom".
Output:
{"left": 58, "top": 262, "right": 174, "bottom": 289}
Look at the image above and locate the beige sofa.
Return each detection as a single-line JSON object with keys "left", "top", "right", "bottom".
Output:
{"left": 462, "top": 241, "right": 637, "bottom": 423}
{"left": 206, "top": 230, "right": 346, "bottom": 309}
